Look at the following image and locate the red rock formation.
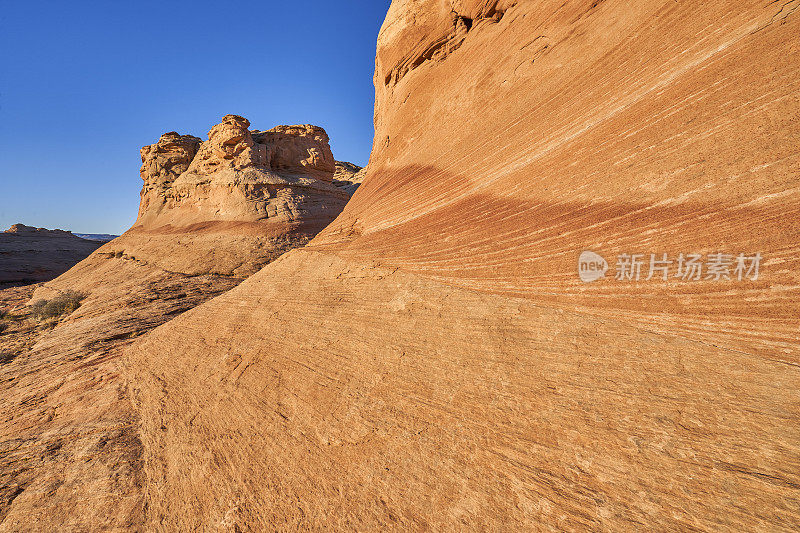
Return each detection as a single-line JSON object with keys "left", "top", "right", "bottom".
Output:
{"left": 139, "top": 132, "right": 201, "bottom": 190}
{"left": 333, "top": 161, "right": 367, "bottom": 194}
{"left": 126, "top": 1, "right": 800, "bottom": 530}
{"left": 253, "top": 124, "right": 336, "bottom": 181}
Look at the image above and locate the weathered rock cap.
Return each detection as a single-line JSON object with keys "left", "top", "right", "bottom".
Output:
{"left": 139, "top": 133, "right": 202, "bottom": 187}
{"left": 140, "top": 115, "right": 337, "bottom": 185}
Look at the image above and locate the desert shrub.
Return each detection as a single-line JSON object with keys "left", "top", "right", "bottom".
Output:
{"left": 29, "top": 299, "right": 47, "bottom": 317}
{"left": 0, "top": 323, "right": 6, "bottom": 335}
{"left": 0, "top": 351, "right": 16, "bottom": 364}
{"left": 30, "top": 290, "right": 87, "bottom": 320}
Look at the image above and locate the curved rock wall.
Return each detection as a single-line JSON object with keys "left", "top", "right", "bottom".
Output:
{"left": 329, "top": 0, "right": 800, "bottom": 358}
{"left": 127, "top": 0, "right": 800, "bottom": 530}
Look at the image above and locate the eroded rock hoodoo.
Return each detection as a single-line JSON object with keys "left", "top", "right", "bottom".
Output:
{"left": 135, "top": 115, "right": 349, "bottom": 267}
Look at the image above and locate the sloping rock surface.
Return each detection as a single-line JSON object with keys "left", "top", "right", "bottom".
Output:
{"left": 127, "top": 1, "right": 800, "bottom": 531}
{"left": 0, "top": 117, "right": 352, "bottom": 530}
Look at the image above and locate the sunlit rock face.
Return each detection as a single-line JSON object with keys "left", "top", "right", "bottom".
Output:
{"left": 334, "top": 0, "right": 800, "bottom": 358}
{"left": 139, "top": 132, "right": 202, "bottom": 189}
{"left": 129, "top": 1, "right": 800, "bottom": 530}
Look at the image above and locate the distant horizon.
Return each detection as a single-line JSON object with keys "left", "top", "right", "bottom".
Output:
{"left": 0, "top": 1, "right": 389, "bottom": 234}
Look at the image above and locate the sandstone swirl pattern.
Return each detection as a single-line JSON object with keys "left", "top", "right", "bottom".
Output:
{"left": 126, "top": 1, "right": 800, "bottom": 531}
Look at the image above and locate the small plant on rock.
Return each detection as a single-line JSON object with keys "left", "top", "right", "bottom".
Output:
{"left": 30, "top": 290, "right": 87, "bottom": 320}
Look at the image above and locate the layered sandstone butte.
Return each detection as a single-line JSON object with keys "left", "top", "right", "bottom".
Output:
{"left": 0, "top": 117, "right": 352, "bottom": 530}
{"left": 127, "top": 1, "right": 800, "bottom": 531}
{"left": 132, "top": 114, "right": 349, "bottom": 276}
{"left": 0, "top": 224, "right": 102, "bottom": 284}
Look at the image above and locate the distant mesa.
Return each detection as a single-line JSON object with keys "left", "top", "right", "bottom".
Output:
{"left": 0, "top": 224, "right": 103, "bottom": 284}
{"left": 4, "top": 223, "right": 74, "bottom": 236}
{"left": 73, "top": 233, "right": 119, "bottom": 242}
{"left": 3, "top": 225, "right": 118, "bottom": 242}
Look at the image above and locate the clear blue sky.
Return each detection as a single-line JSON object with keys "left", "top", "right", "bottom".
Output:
{"left": 0, "top": 1, "right": 390, "bottom": 234}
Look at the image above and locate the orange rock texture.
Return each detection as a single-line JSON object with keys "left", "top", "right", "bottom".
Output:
{"left": 126, "top": 0, "right": 800, "bottom": 530}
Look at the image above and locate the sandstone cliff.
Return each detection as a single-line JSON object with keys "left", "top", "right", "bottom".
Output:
{"left": 0, "top": 116, "right": 352, "bottom": 530}
{"left": 126, "top": 1, "right": 800, "bottom": 531}
{"left": 0, "top": 224, "right": 102, "bottom": 284}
